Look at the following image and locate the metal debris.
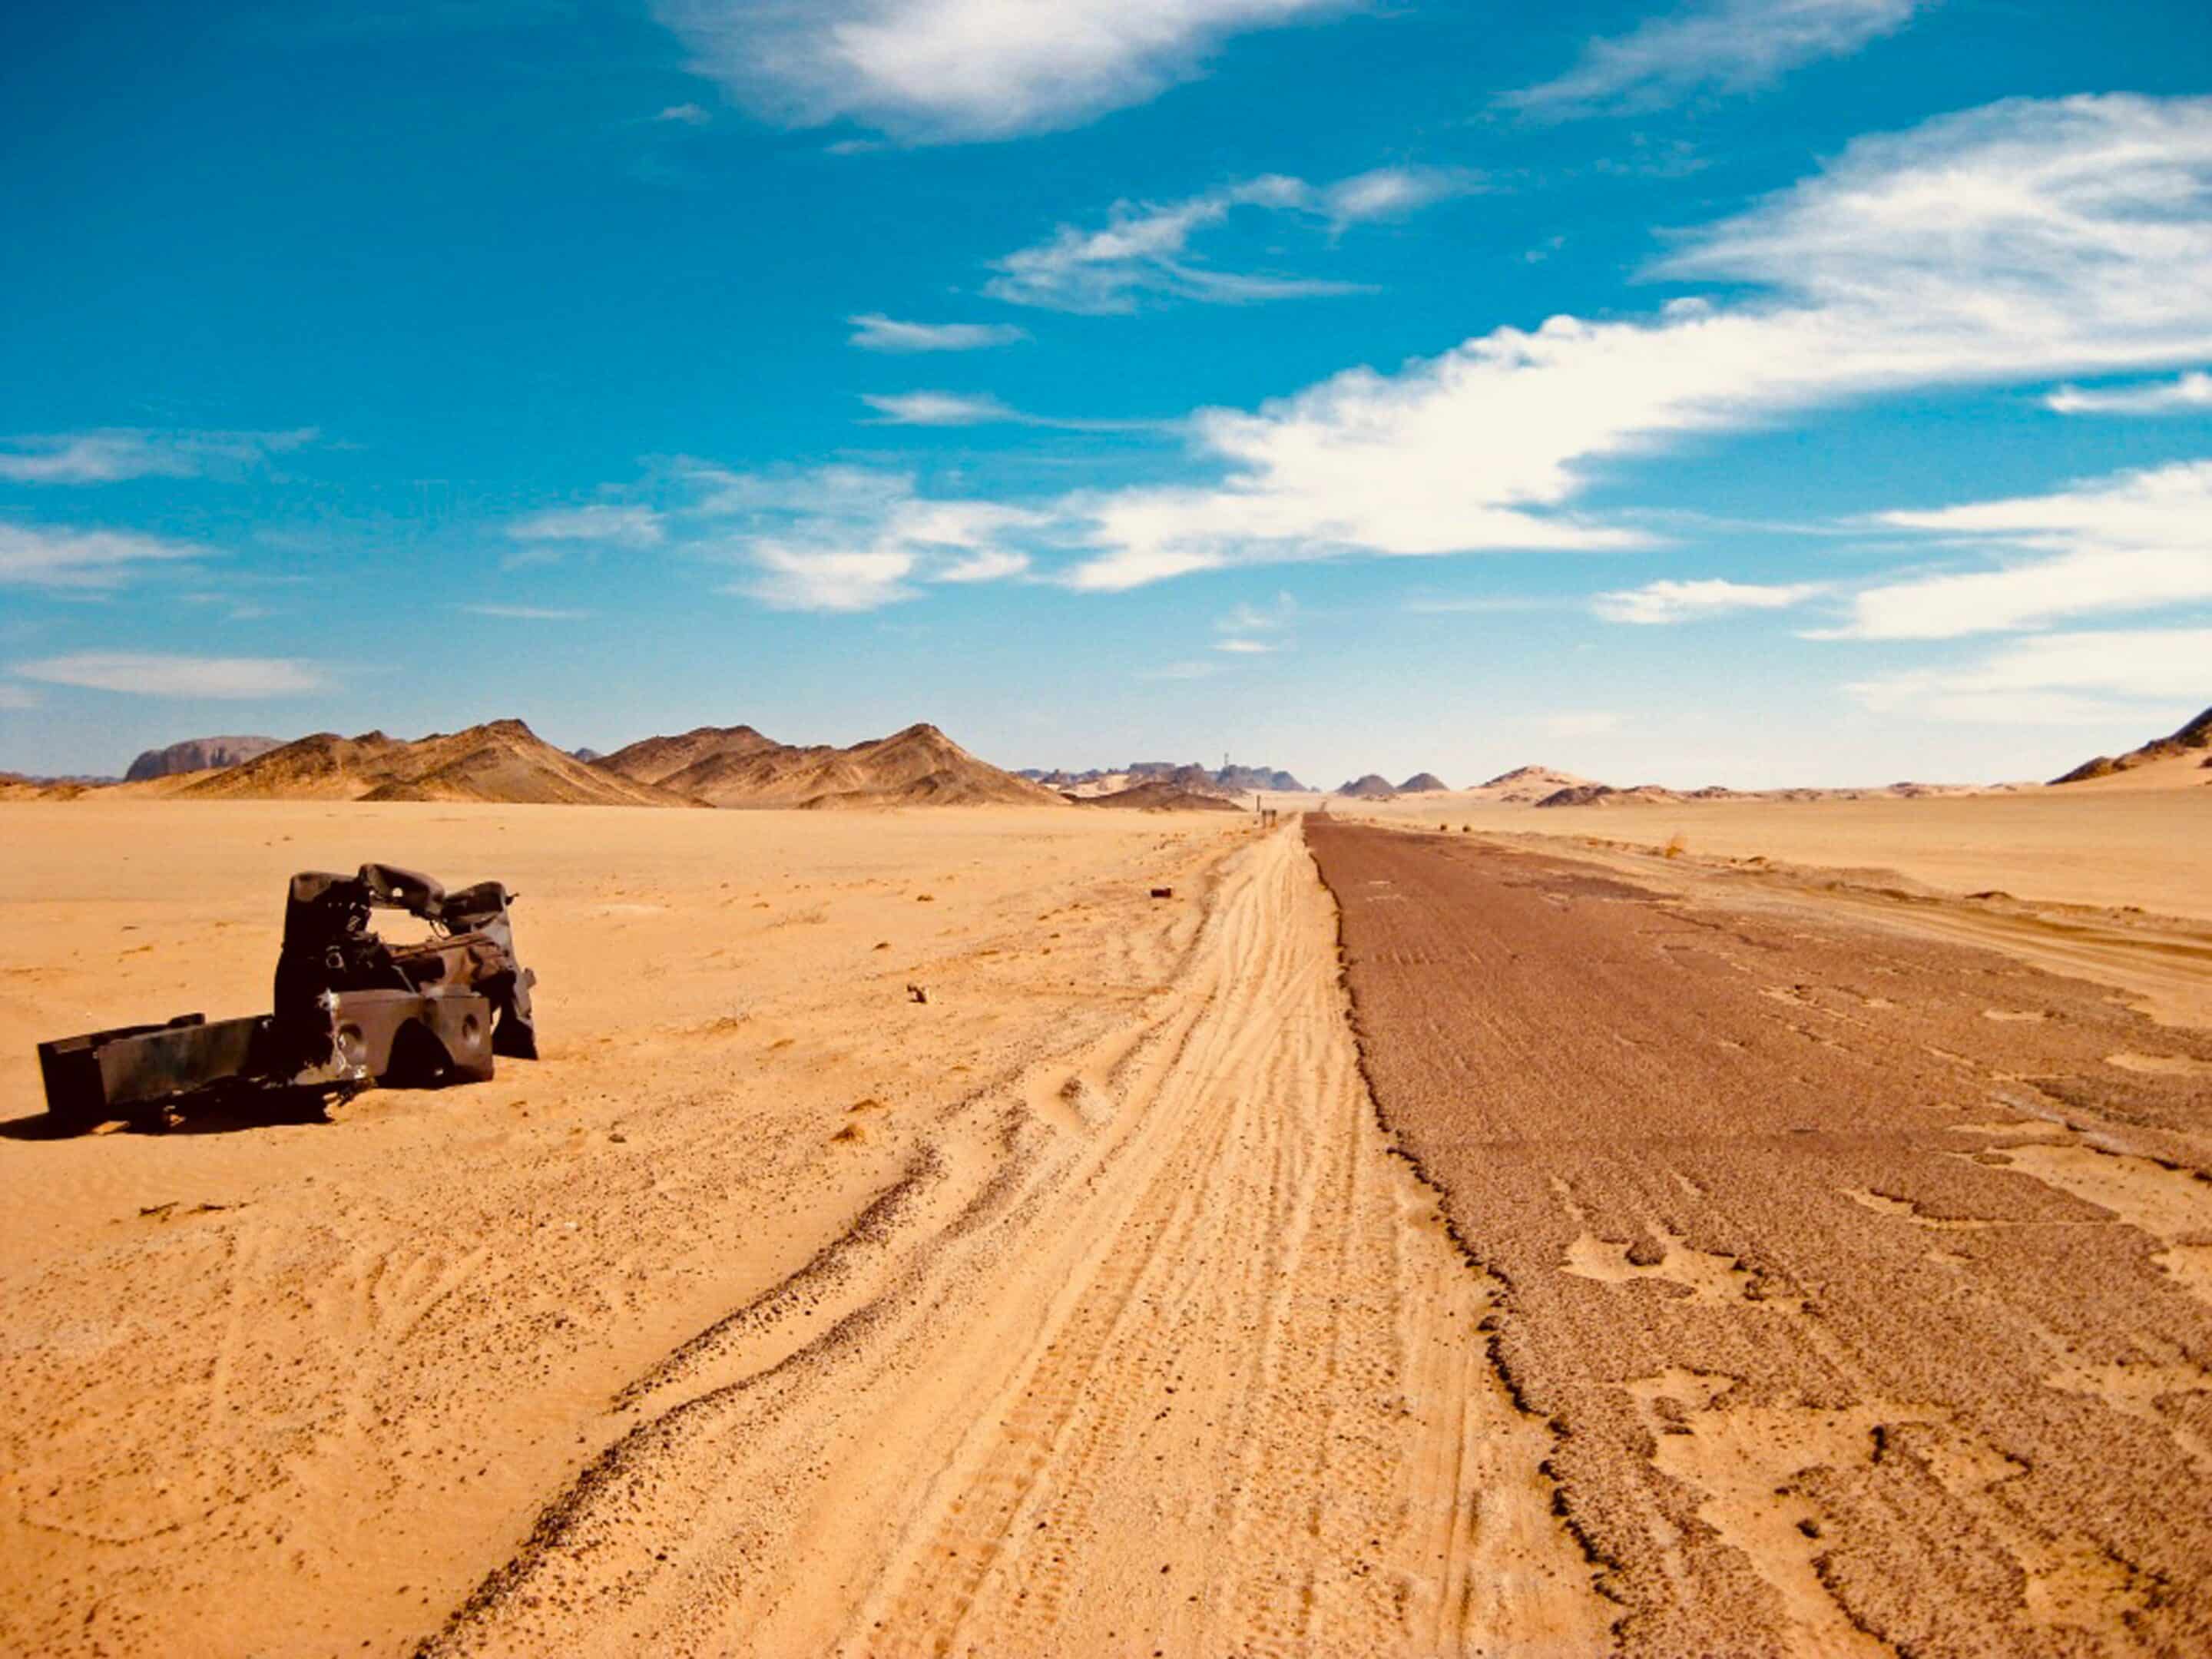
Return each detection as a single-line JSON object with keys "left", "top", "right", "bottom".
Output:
{"left": 37, "top": 863, "right": 540, "bottom": 1131}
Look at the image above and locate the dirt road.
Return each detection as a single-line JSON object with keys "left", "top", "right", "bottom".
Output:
{"left": 422, "top": 824, "right": 1608, "bottom": 1657}
{"left": 1306, "top": 818, "right": 2212, "bottom": 1657}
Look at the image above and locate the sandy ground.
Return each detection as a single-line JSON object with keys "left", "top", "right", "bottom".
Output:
{"left": 1327, "top": 784, "right": 2212, "bottom": 922}
{"left": 1, "top": 794, "right": 2207, "bottom": 1656}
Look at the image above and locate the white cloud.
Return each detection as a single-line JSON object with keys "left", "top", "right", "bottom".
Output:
{"left": 859, "top": 389, "right": 1161, "bottom": 431}
{"left": 652, "top": 0, "right": 1348, "bottom": 143}
{"left": 1052, "top": 95, "right": 2212, "bottom": 591}
{"left": 459, "top": 604, "right": 592, "bottom": 620}
{"left": 986, "top": 168, "right": 1473, "bottom": 313}
{"left": 1214, "top": 591, "right": 1296, "bottom": 652}
{"left": 860, "top": 391, "right": 1024, "bottom": 426}
{"left": 504, "top": 503, "right": 665, "bottom": 549}
{"left": 1505, "top": 0, "right": 1924, "bottom": 118}
{"left": 1832, "top": 459, "right": 2212, "bottom": 638}
{"left": 2045, "top": 371, "right": 2212, "bottom": 416}
{"left": 1593, "top": 577, "right": 1826, "bottom": 624}
{"left": 684, "top": 464, "right": 1042, "bottom": 611}
{"left": 15, "top": 652, "right": 325, "bottom": 698}
{"left": 0, "top": 522, "right": 203, "bottom": 589}
{"left": 848, "top": 313, "right": 1029, "bottom": 352}
{"left": 655, "top": 101, "right": 711, "bottom": 124}
{"left": 935, "top": 548, "right": 1030, "bottom": 583}
{"left": 1846, "top": 628, "right": 2212, "bottom": 723}
{"left": 0, "top": 428, "right": 316, "bottom": 485}
{"left": 0, "top": 684, "right": 41, "bottom": 710}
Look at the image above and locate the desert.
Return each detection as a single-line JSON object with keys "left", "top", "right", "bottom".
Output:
{"left": 3, "top": 703, "right": 2210, "bottom": 1655}
{"left": 9, "top": 9, "right": 2212, "bottom": 1654}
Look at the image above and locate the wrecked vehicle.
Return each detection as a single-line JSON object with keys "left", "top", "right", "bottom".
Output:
{"left": 36, "top": 863, "right": 538, "bottom": 1129}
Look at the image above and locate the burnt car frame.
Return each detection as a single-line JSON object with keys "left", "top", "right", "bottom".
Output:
{"left": 36, "top": 863, "right": 538, "bottom": 1129}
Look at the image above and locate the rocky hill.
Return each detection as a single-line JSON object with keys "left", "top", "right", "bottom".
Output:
{"left": 1397, "top": 773, "right": 1449, "bottom": 793}
{"left": 1079, "top": 781, "right": 1244, "bottom": 812}
{"left": 1336, "top": 774, "right": 1398, "bottom": 800}
{"left": 125, "top": 734, "right": 283, "bottom": 782}
{"left": 2052, "top": 707, "right": 2212, "bottom": 785}
{"left": 1019, "top": 760, "right": 1309, "bottom": 794}
{"left": 604, "top": 722, "right": 1061, "bottom": 809}
{"left": 171, "top": 720, "right": 692, "bottom": 806}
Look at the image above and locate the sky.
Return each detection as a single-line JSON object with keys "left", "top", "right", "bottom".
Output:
{"left": 2, "top": 0, "right": 2209, "bottom": 788}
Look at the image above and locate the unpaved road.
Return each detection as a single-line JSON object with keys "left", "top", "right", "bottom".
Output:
{"left": 422, "top": 825, "right": 1608, "bottom": 1657}
{"left": 1307, "top": 818, "right": 2212, "bottom": 1657}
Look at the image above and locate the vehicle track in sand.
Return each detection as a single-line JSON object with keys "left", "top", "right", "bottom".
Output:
{"left": 1307, "top": 818, "right": 2212, "bottom": 1658}
{"left": 419, "top": 826, "right": 1611, "bottom": 1658}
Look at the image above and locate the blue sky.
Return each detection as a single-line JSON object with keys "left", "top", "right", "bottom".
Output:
{"left": 2, "top": 0, "right": 2208, "bottom": 786}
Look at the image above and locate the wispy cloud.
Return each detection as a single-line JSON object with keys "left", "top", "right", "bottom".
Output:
{"left": 652, "top": 0, "right": 1350, "bottom": 143}
{"left": 1593, "top": 578, "right": 1826, "bottom": 624}
{"left": 1824, "top": 459, "right": 2212, "bottom": 639}
{"left": 0, "top": 522, "right": 204, "bottom": 589}
{"left": 15, "top": 652, "right": 326, "bottom": 698}
{"left": 848, "top": 314, "right": 1029, "bottom": 353}
{"left": 458, "top": 604, "right": 592, "bottom": 620}
{"left": 1846, "top": 628, "right": 2212, "bottom": 724}
{"left": 987, "top": 167, "right": 1478, "bottom": 313}
{"left": 1505, "top": 0, "right": 1925, "bottom": 119}
{"left": 654, "top": 101, "right": 710, "bottom": 125}
{"left": 504, "top": 503, "right": 665, "bottom": 549}
{"left": 1048, "top": 95, "right": 2212, "bottom": 591}
{"left": 2045, "top": 371, "right": 2212, "bottom": 416}
{"left": 859, "top": 390, "right": 1161, "bottom": 432}
{"left": 1214, "top": 591, "right": 1296, "bottom": 653}
{"left": 0, "top": 684, "right": 41, "bottom": 710}
{"left": 680, "top": 463, "right": 1041, "bottom": 611}
{"left": 0, "top": 428, "right": 316, "bottom": 485}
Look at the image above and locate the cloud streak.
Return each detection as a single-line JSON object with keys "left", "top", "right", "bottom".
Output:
{"left": 987, "top": 168, "right": 1476, "bottom": 313}
{"left": 1505, "top": 0, "right": 1924, "bottom": 118}
{"left": 1592, "top": 578, "right": 1826, "bottom": 624}
{"left": 1828, "top": 459, "right": 2212, "bottom": 639}
{"left": 0, "top": 428, "right": 316, "bottom": 485}
{"left": 504, "top": 503, "right": 665, "bottom": 549}
{"left": 15, "top": 652, "right": 326, "bottom": 698}
{"left": 0, "top": 522, "right": 204, "bottom": 589}
{"left": 2045, "top": 371, "right": 2212, "bottom": 416}
{"left": 848, "top": 314, "right": 1029, "bottom": 352}
{"left": 1846, "top": 628, "right": 2212, "bottom": 724}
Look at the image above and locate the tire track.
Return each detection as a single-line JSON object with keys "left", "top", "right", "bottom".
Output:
{"left": 422, "top": 826, "right": 1609, "bottom": 1657}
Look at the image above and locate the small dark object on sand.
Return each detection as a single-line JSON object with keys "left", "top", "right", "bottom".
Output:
{"left": 1150, "top": 886, "right": 1174, "bottom": 899}
{"left": 906, "top": 982, "right": 929, "bottom": 1005}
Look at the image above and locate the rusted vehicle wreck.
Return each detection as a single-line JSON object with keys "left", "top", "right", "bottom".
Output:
{"left": 36, "top": 863, "right": 538, "bottom": 1129}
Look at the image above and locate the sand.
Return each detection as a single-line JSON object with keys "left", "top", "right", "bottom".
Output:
{"left": 2, "top": 792, "right": 2207, "bottom": 1654}
{"left": 1330, "top": 781, "right": 2212, "bottom": 922}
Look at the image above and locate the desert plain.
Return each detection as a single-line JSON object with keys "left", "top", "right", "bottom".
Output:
{"left": 2, "top": 772, "right": 2210, "bottom": 1657}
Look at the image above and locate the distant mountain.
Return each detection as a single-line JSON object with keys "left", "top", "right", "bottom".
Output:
{"left": 167, "top": 719, "right": 692, "bottom": 807}
{"left": 1464, "top": 764, "right": 1598, "bottom": 803}
{"left": 124, "top": 734, "right": 282, "bottom": 782}
{"left": 1398, "top": 772, "right": 1449, "bottom": 793}
{"left": 602, "top": 722, "right": 1061, "bottom": 809}
{"left": 1017, "top": 760, "right": 1310, "bottom": 794}
{"left": 1080, "top": 781, "right": 1244, "bottom": 813}
{"left": 569, "top": 747, "right": 604, "bottom": 764}
{"left": 2051, "top": 706, "right": 2212, "bottom": 785}
{"left": 1336, "top": 774, "right": 1398, "bottom": 799}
